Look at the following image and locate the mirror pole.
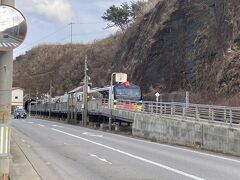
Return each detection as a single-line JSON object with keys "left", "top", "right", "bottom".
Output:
{"left": 0, "top": 1, "right": 15, "bottom": 180}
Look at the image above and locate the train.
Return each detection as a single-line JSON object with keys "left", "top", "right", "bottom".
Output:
{"left": 35, "top": 82, "right": 142, "bottom": 111}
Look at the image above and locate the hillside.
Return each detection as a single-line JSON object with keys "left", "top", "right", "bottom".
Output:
{"left": 14, "top": 0, "right": 240, "bottom": 105}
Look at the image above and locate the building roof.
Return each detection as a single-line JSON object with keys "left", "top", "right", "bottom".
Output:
{"left": 12, "top": 87, "right": 24, "bottom": 91}
{"left": 68, "top": 86, "right": 83, "bottom": 94}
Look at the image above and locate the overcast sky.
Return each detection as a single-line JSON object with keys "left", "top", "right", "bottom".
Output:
{"left": 14, "top": 0, "right": 134, "bottom": 58}
{"left": 0, "top": 5, "right": 24, "bottom": 31}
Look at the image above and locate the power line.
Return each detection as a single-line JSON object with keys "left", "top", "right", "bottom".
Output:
{"left": 15, "top": 24, "right": 70, "bottom": 52}
{"left": 14, "top": 21, "right": 111, "bottom": 56}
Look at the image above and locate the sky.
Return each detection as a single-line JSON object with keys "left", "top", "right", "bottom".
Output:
{"left": 14, "top": 0, "right": 134, "bottom": 58}
{"left": 0, "top": 5, "right": 24, "bottom": 31}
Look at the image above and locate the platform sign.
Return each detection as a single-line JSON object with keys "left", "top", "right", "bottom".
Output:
{"left": 0, "top": 5, "right": 27, "bottom": 51}
{"left": 115, "top": 73, "right": 127, "bottom": 83}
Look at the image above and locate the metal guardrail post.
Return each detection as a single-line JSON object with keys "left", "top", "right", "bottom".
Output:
{"left": 173, "top": 104, "right": 175, "bottom": 115}
{"left": 229, "top": 109, "right": 232, "bottom": 126}
{"left": 195, "top": 106, "right": 199, "bottom": 120}
{"left": 224, "top": 108, "right": 227, "bottom": 123}
{"left": 208, "top": 106, "right": 211, "bottom": 122}
{"left": 182, "top": 105, "right": 185, "bottom": 117}
{"left": 212, "top": 108, "right": 214, "bottom": 122}
{"left": 160, "top": 103, "right": 162, "bottom": 115}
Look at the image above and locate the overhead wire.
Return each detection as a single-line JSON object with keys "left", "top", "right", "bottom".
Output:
{"left": 15, "top": 24, "right": 70, "bottom": 53}
{"left": 14, "top": 21, "right": 108, "bottom": 54}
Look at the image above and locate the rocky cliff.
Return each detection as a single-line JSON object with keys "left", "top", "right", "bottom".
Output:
{"left": 14, "top": 0, "right": 240, "bottom": 105}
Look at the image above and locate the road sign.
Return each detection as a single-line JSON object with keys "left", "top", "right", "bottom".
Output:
{"left": 0, "top": 5, "right": 27, "bottom": 51}
{"left": 115, "top": 73, "right": 127, "bottom": 83}
{"left": 155, "top": 92, "right": 160, "bottom": 102}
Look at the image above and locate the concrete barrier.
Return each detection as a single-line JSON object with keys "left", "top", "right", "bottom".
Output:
{"left": 132, "top": 113, "right": 240, "bottom": 156}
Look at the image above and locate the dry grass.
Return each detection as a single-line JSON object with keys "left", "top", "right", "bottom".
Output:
{"left": 141, "top": 0, "right": 163, "bottom": 14}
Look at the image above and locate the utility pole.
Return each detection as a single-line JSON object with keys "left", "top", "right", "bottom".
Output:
{"left": 48, "top": 81, "right": 52, "bottom": 119}
{"left": 0, "top": 1, "right": 15, "bottom": 180}
{"left": 82, "top": 56, "right": 88, "bottom": 126}
{"left": 70, "top": 22, "right": 75, "bottom": 44}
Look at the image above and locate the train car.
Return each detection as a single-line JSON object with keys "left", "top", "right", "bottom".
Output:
{"left": 89, "top": 82, "right": 142, "bottom": 111}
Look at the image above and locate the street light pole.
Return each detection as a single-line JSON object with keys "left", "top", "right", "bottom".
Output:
{"left": 0, "top": 1, "right": 15, "bottom": 180}
{"left": 70, "top": 22, "right": 75, "bottom": 44}
{"left": 109, "top": 73, "right": 116, "bottom": 130}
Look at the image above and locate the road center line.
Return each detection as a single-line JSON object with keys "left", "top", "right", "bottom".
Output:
{"left": 51, "top": 128, "right": 205, "bottom": 180}
{"left": 38, "top": 124, "right": 45, "bottom": 127}
{"left": 89, "top": 153, "right": 112, "bottom": 165}
{"left": 52, "top": 125, "right": 63, "bottom": 128}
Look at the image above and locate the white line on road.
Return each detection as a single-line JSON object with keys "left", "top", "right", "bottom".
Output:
{"left": 38, "top": 124, "right": 45, "bottom": 127}
{"left": 31, "top": 118, "right": 240, "bottom": 163}
{"left": 52, "top": 125, "right": 63, "bottom": 128}
{"left": 51, "top": 128, "right": 205, "bottom": 180}
{"left": 2, "top": 42, "right": 8, "bottom": 47}
{"left": 128, "top": 135, "right": 240, "bottom": 164}
{"left": 83, "top": 132, "right": 103, "bottom": 137}
{"left": 28, "top": 122, "right": 34, "bottom": 124}
{"left": 89, "top": 153, "right": 112, "bottom": 165}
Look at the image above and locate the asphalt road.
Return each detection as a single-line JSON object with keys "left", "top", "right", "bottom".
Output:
{"left": 11, "top": 117, "right": 240, "bottom": 180}
{"left": 0, "top": 33, "right": 19, "bottom": 49}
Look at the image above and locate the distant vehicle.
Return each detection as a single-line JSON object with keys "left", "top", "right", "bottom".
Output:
{"left": 14, "top": 109, "right": 27, "bottom": 119}
{"left": 3, "top": 34, "right": 9, "bottom": 38}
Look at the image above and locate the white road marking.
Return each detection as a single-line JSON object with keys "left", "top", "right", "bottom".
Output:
{"left": 21, "top": 139, "right": 26, "bottom": 143}
{"left": 7, "top": 42, "right": 13, "bottom": 47}
{"left": 127, "top": 135, "right": 240, "bottom": 164}
{"left": 52, "top": 125, "right": 63, "bottom": 128}
{"left": 89, "top": 153, "right": 112, "bottom": 165}
{"left": 38, "top": 124, "right": 45, "bottom": 127}
{"left": 2, "top": 42, "right": 8, "bottom": 47}
{"left": 28, "top": 122, "right": 34, "bottom": 124}
{"left": 83, "top": 132, "right": 103, "bottom": 137}
{"left": 33, "top": 118, "right": 240, "bottom": 163}
{"left": 51, "top": 128, "right": 205, "bottom": 180}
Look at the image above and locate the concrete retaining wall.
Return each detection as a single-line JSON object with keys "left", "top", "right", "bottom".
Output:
{"left": 132, "top": 113, "right": 240, "bottom": 156}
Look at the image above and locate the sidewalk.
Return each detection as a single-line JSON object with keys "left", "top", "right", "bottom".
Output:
{"left": 10, "top": 135, "right": 41, "bottom": 180}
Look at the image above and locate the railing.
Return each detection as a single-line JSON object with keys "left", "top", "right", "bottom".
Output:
{"left": 113, "top": 99, "right": 240, "bottom": 126}
{"left": 31, "top": 99, "right": 240, "bottom": 127}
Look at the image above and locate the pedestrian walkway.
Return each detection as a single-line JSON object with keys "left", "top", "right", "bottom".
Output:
{"left": 10, "top": 134, "right": 41, "bottom": 180}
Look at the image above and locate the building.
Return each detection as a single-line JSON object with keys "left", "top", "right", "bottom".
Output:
{"left": 12, "top": 87, "right": 24, "bottom": 111}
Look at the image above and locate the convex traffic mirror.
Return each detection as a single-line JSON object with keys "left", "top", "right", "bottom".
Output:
{"left": 0, "top": 5, "right": 27, "bottom": 51}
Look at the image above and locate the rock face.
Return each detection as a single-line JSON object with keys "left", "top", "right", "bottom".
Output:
{"left": 13, "top": 0, "right": 240, "bottom": 105}
{"left": 113, "top": 0, "right": 240, "bottom": 97}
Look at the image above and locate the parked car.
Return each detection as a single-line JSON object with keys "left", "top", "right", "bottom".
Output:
{"left": 14, "top": 109, "right": 27, "bottom": 119}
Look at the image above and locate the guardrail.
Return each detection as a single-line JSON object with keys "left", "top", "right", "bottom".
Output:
{"left": 31, "top": 99, "right": 240, "bottom": 127}
{"left": 113, "top": 99, "right": 240, "bottom": 126}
